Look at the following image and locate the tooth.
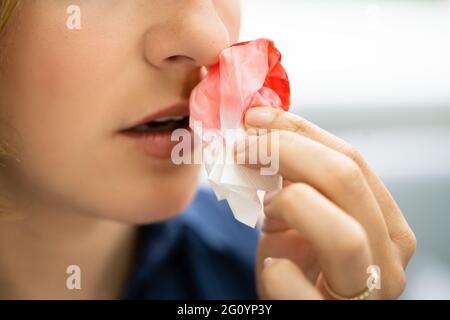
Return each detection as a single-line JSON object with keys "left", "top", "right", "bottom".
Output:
{"left": 153, "top": 116, "right": 186, "bottom": 123}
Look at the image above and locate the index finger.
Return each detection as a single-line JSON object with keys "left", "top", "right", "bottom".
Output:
{"left": 244, "top": 107, "right": 415, "bottom": 260}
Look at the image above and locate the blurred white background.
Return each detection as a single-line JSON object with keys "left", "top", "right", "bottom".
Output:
{"left": 240, "top": 0, "right": 450, "bottom": 299}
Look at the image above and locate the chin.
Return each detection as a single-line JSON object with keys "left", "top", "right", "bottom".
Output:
{"left": 98, "top": 165, "right": 202, "bottom": 225}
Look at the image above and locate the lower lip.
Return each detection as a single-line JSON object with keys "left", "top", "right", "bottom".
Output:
{"left": 120, "top": 126, "right": 192, "bottom": 159}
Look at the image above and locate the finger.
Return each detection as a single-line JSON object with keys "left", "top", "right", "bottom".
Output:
{"left": 264, "top": 183, "right": 373, "bottom": 297}
{"left": 236, "top": 130, "right": 394, "bottom": 262}
{"left": 261, "top": 215, "right": 290, "bottom": 233}
{"left": 257, "top": 228, "right": 322, "bottom": 284}
{"left": 259, "top": 257, "right": 323, "bottom": 300}
{"left": 245, "top": 107, "right": 416, "bottom": 265}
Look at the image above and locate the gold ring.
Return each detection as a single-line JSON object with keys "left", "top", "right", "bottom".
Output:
{"left": 322, "top": 269, "right": 379, "bottom": 300}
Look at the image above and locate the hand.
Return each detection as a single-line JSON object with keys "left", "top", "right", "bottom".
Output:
{"left": 239, "top": 107, "right": 416, "bottom": 300}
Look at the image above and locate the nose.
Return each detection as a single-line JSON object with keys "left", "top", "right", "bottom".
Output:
{"left": 144, "top": 1, "right": 231, "bottom": 69}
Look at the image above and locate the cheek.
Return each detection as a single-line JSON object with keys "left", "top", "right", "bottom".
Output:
{"left": 0, "top": 8, "right": 202, "bottom": 222}
{"left": 0, "top": 5, "right": 124, "bottom": 172}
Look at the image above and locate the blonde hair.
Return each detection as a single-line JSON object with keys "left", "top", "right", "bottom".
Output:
{"left": 0, "top": 1, "right": 19, "bottom": 216}
{"left": 0, "top": 0, "right": 19, "bottom": 34}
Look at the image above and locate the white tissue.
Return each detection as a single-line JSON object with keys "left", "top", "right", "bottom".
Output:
{"left": 202, "top": 129, "right": 282, "bottom": 228}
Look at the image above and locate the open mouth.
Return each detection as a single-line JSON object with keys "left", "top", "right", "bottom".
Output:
{"left": 120, "top": 101, "right": 192, "bottom": 158}
{"left": 123, "top": 101, "right": 191, "bottom": 134}
{"left": 126, "top": 115, "right": 190, "bottom": 133}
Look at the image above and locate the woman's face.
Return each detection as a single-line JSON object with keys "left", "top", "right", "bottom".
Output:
{"left": 0, "top": 0, "right": 241, "bottom": 223}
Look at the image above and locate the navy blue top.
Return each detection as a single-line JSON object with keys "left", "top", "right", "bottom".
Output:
{"left": 122, "top": 188, "right": 260, "bottom": 299}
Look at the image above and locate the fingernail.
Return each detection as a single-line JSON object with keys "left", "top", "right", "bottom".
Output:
{"left": 264, "top": 257, "right": 273, "bottom": 268}
{"left": 245, "top": 108, "right": 275, "bottom": 127}
{"left": 263, "top": 190, "right": 279, "bottom": 206}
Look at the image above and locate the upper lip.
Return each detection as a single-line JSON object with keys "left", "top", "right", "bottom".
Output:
{"left": 123, "top": 101, "right": 190, "bottom": 131}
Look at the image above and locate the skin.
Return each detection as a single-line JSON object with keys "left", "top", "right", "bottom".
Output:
{"left": 242, "top": 107, "right": 416, "bottom": 299}
{"left": 0, "top": 0, "right": 415, "bottom": 299}
{"left": 0, "top": 0, "right": 240, "bottom": 299}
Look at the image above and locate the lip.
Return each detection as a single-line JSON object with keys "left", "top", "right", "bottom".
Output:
{"left": 120, "top": 101, "right": 192, "bottom": 159}
{"left": 123, "top": 101, "right": 190, "bottom": 131}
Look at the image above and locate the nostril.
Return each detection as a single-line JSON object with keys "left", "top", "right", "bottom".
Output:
{"left": 167, "top": 56, "right": 180, "bottom": 62}
{"left": 166, "top": 55, "right": 195, "bottom": 64}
